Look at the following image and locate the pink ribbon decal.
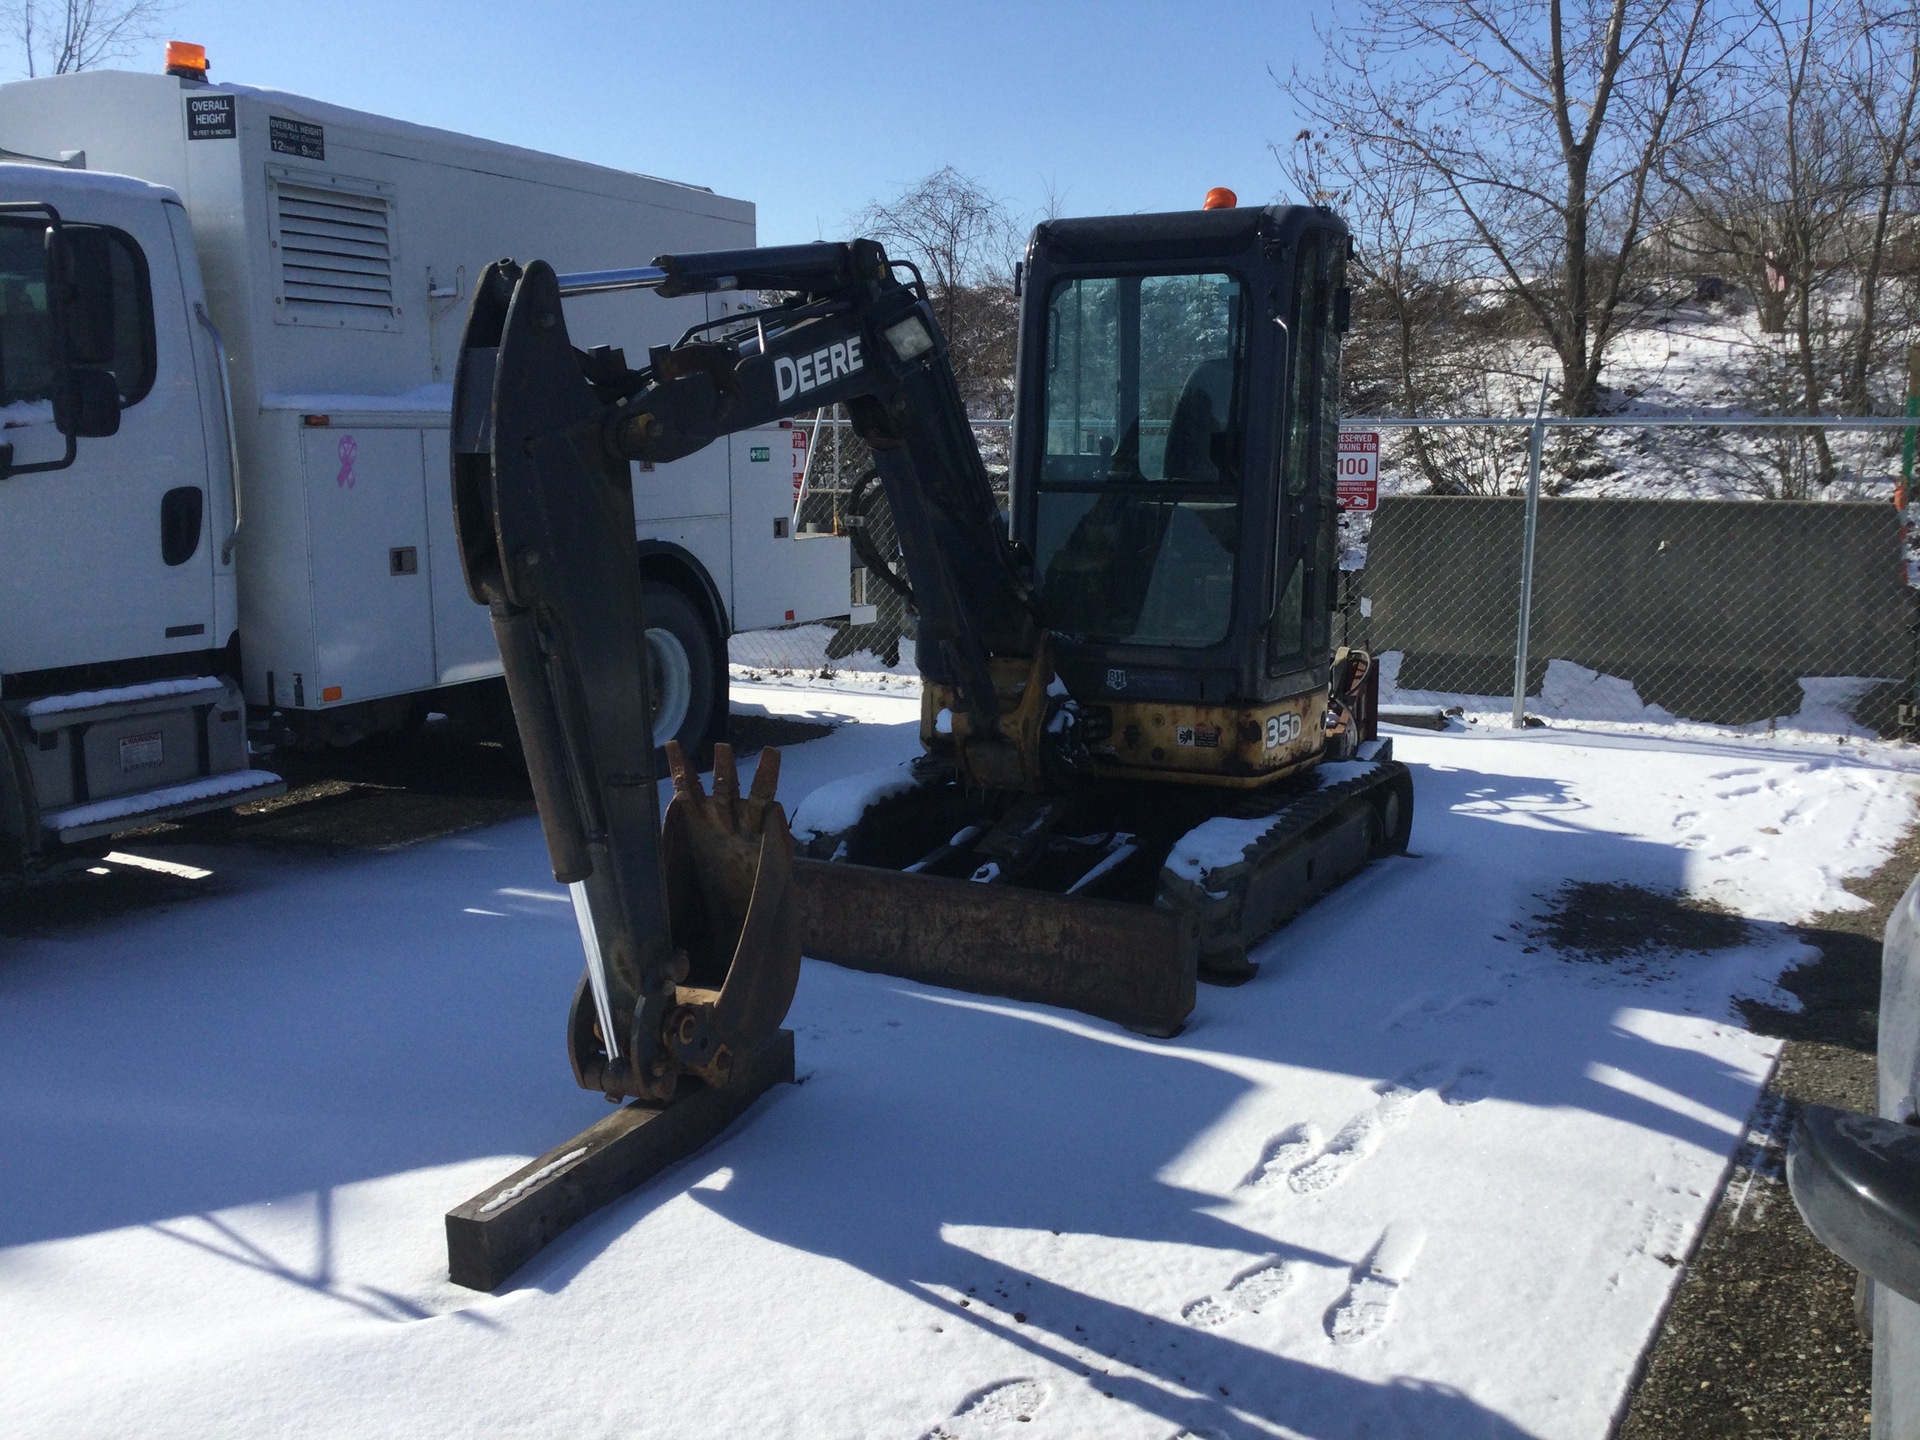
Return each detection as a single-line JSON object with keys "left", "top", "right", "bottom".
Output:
{"left": 337, "top": 434, "right": 358, "bottom": 489}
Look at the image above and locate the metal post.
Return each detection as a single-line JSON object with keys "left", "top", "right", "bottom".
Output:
{"left": 1511, "top": 375, "right": 1551, "bottom": 728}
{"left": 1903, "top": 346, "right": 1920, "bottom": 734}
{"left": 1899, "top": 346, "right": 1917, "bottom": 584}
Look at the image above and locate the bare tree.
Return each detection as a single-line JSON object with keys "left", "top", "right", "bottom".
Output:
{"left": 1286, "top": 125, "right": 1537, "bottom": 493}
{"left": 1286, "top": 0, "right": 1722, "bottom": 417}
{"left": 853, "top": 166, "right": 1022, "bottom": 415}
{"left": 4, "top": 0, "right": 173, "bottom": 77}
{"left": 1663, "top": 0, "right": 1920, "bottom": 491}
{"left": 1836, "top": 0, "right": 1920, "bottom": 412}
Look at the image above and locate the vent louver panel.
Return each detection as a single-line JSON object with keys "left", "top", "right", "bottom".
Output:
{"left": 270, "top": 172, "right": 396, "bottom": 327}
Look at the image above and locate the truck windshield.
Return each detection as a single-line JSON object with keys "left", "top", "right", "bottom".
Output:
{"left": 1034, "top": 271, "right": 1245, "bottom": 648}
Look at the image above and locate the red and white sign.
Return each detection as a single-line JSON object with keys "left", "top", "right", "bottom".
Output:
{"left": 792, "top": 426, "right": 808, "bottom": 494}
{"left": 1337, "top": 428, "right": 1379, "bottom": 511}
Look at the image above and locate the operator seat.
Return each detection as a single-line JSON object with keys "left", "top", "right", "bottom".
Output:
{"left": 1161, "top": 357, "right": 1235, "bottom": 483}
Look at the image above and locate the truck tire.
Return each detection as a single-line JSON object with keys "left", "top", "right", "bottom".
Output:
{"left": 642, "top": 580, "right": 718, "bottom": 765}
{"left": 0, "top": 716, "right": 32, "bottom": 876}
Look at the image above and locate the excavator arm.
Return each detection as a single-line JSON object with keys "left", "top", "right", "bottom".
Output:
{"left": 475, "top": 243, "right": 1048, "bottom": 736}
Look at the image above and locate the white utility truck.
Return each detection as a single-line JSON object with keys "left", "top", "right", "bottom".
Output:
{"left": 0, "top": 51, "right": 855, "bottom": 874}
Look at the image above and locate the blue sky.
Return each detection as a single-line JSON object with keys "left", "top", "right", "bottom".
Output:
{"left": 126, "top": 0, "right": 1326, "bottom": 244}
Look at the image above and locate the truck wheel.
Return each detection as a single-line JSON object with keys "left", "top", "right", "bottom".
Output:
{"left": 642, "top": 580, "right": 718, "bottom": 764}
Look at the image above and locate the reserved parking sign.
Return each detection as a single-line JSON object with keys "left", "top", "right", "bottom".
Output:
{"left": 1337, "top": 428, "right": 1379, "bottom": 511}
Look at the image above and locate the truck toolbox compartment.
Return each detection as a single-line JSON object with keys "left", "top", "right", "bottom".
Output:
{"left": 7, "top": 677, "right": 269, "bottom": 839}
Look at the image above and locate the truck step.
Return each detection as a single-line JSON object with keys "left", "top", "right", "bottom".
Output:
{"left": 39, "top": 768, "right": 286, "bottom": 844}
{"left": 16, "top": 675, "right": 230, "bottom": 731}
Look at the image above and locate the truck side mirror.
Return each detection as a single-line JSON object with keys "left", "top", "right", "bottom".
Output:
{"left": 1332, "top": 286, "right": 1352, "bottom": 334}
{"left": 54, "top": 367, "right": 120, "bottom": 439}
{"left": 49, "top": 225, "right": 120, "bottom": 439}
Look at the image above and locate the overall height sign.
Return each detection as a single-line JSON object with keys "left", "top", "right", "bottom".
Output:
{"left": 1336, "top": 428, "right": 1379, "bottom": 511}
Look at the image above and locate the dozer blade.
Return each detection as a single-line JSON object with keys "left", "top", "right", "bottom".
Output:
{"left": 793, "top": 858, "right": 1198, "bottom": 1037}
{"left": 786, "top": 746, "right": 1413, "bottom": 1037}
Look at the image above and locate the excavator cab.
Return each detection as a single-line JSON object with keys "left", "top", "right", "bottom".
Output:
{"left": 1010, "top": 205, "right": 1358, "bottom": 786}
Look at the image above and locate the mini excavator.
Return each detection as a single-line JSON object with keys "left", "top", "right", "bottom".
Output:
{"left": 442, "top": 200, "right": 1411, "bottom": 1287}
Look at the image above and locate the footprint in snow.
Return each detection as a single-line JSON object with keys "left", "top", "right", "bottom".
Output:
{"left": 920, "top": 1378, "right": 1048, "bottom": 1438}
{"left": 1326, "top": 1222, "right": 1425, "bottom": 1345}
{"left": 1180, "top": 1259, "right": 1299, "bottom": 1328}
{"left": 1439, "top": 1065, "right": 1494, "bottom": 1106}
{"left": 1286, "top": 1065, "right": 1440, "bottom": 1194}
{"left": 1384, "top": 992, "right": 1497, "bottom": 1030}
{"left": 1243, "top": 1063, "right": 1493, "bottom": 1195}
{"left": 1240, "top": 1123, "right": 1321, "bottom": 1189}
{"left": 1383, "top": 993, "right": 1446, "bottom": 1029}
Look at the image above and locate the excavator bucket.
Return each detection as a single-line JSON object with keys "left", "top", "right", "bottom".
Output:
{"left": 451, "top": 744, "right": 800, "bottom": 1293}
{"left": 654, "top": 742, "right": 802, "bottom": 1077}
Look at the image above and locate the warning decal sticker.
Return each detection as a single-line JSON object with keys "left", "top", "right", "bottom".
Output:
{"left": 186, "top": 94, "right": 234, "bottom": 140}
{"left": 268, "top": 116, "right": 325, "bottom": 161}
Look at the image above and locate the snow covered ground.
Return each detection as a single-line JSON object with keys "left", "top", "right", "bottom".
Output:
{"left": 3, "top": 682, "right": 1916, "bottom": 1439}
{"left": 731, "top": 626, "right": 923, "bottom": 692}
{"left": 1378, "top": 654, "right": 1900, "bottom": 742}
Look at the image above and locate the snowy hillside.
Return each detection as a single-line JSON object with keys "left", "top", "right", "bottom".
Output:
{"left": 1360, "top": 298, "right": 1912, "bottom": 504}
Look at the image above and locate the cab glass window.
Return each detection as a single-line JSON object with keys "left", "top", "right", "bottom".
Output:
{"left": 1269, "top": 231, "right": 1344, "bottom": 670}
{"left": 0, "top": 218, "right": 155, "bottom": 413}
{"left": 1034, "top": 271, "right": 1246, "bottom": 647}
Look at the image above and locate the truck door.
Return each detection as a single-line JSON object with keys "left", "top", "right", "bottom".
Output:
{"left": 728, "top": 418, "right": 852, "bottom": 630}
{"left": 301, "top": 422, "right": 435, "bottom": 703}
{"left": 0, "top": 189, "right": 217, "bottom": 679}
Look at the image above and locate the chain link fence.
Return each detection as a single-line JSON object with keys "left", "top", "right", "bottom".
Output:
{"left": 1341, "top": 416, "right": 1920, "bottom": 737}
{"left": 728, "top": 411, "right": 1920, "bottom": 740}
